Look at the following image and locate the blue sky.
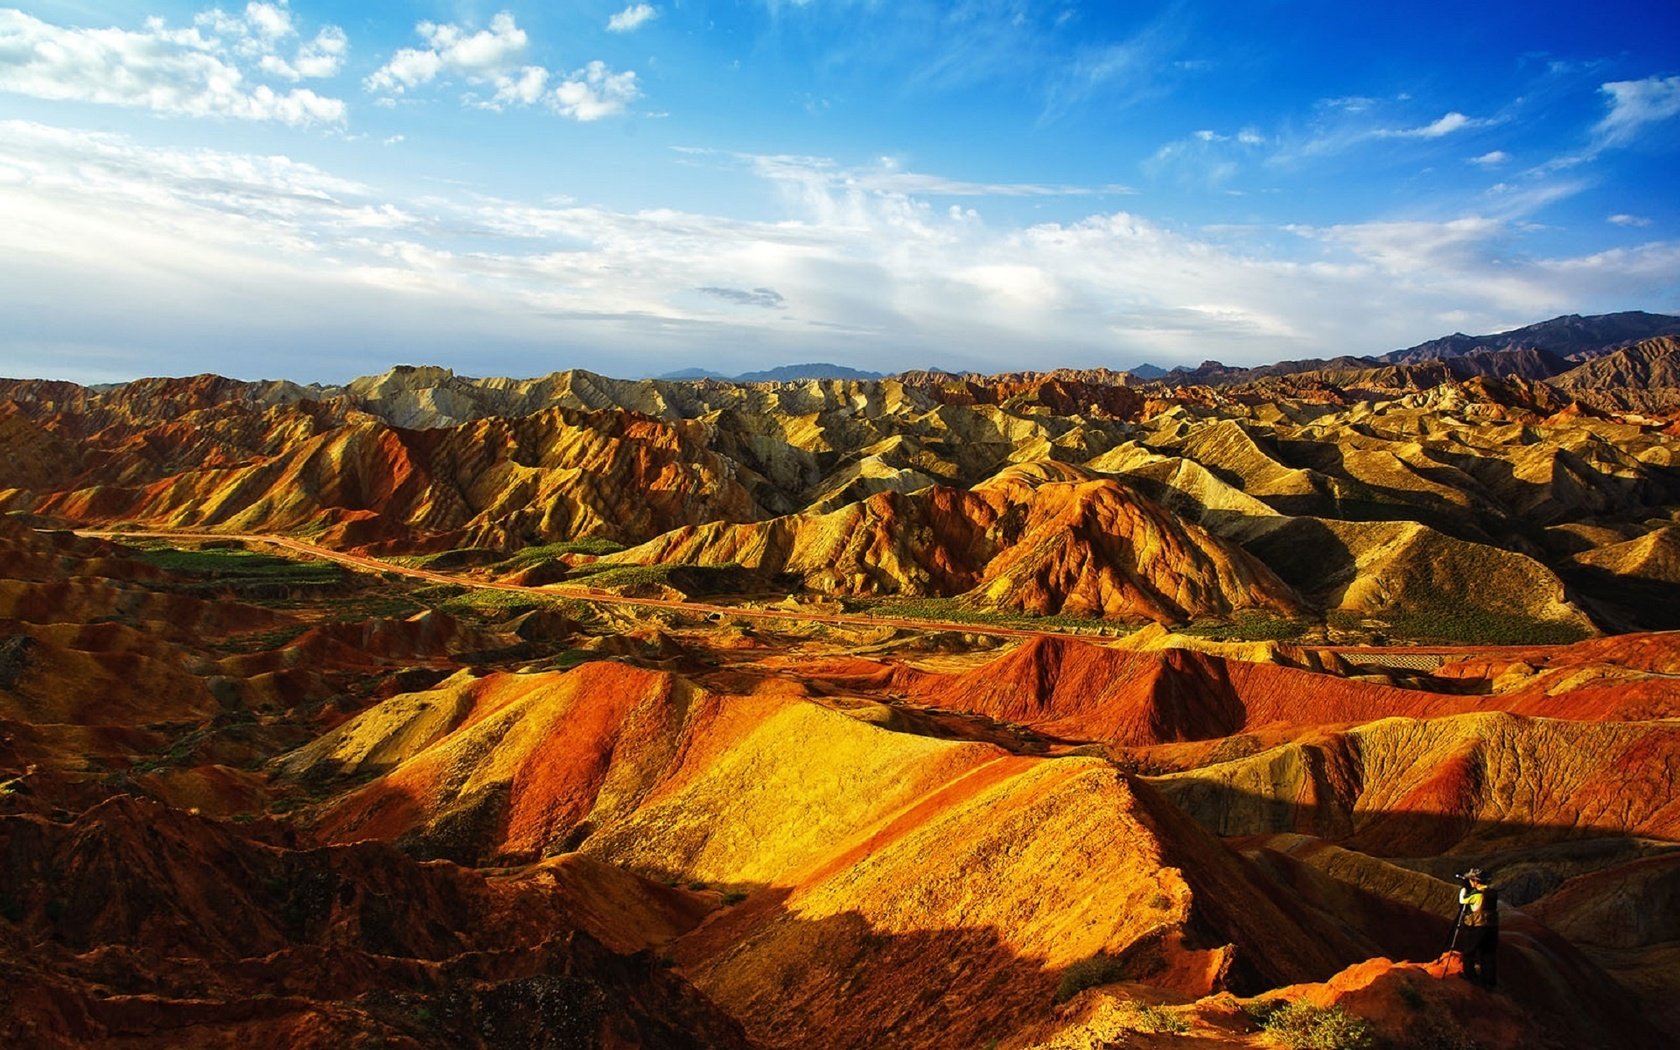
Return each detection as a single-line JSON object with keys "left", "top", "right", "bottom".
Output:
{"left": 1, "top": 1, "right": 1677, "bottom": 382}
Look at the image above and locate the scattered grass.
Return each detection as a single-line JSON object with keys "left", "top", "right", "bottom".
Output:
{"left": 1054, "top": 953, "right": 1128, "bottom": 1004}
{"left": 1379, "top": 577, "right": 1592, "bottom": 646}
{"left": 1250, "top": 1001, "right": 1376, "bottom": 1050}
{"left": 1178, "top": 610, "right": 1316, "bottom": 641}
{"left": 133, "top": 545, "right": 342, "bottom": 587}
{"left": 211, "top": 623, "right": 313, "bottom": 655}
{"left": 1408, "top": 1014, "right": 1482, "bottom": 1050}
{"left": 384, "top": 547, "right": 501, "bottom": 570}
{"left": 497, "top": 538, "right": 627, "bottom": 571}
{"left": 422, "top": 585, "right": 591, "bottom": 621}
{"left": 854, "top": 595, "right": 1120, "bottom": 634}
{"left": 1398, "top": 982, "right": 1425, "bottom": 1010}
{"left": 722, "top": 890, "right": 748, "bottom": 905}
{"left": 561, "top": 563, "right": 676, "bottom": 588}
{"left": 564, "top": 562, "right": 750, "bottom": 597}
{"left": 1127, "top": 1003, "right": 1189, "bottom": 1035}
{"left": 1383, "top": 604, "right": 1590, "bottom": 646}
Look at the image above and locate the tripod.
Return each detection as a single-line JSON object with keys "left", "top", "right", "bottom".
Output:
{"left": 1446, "top": 902, "right": 1468, "bottom": 955}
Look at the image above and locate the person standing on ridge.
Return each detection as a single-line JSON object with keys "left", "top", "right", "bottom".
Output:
{"left": 1456, "top": 868, "right": 1499, "bottom": 989}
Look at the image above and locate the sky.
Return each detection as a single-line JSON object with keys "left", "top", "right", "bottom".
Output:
{"left": 1, "top": 1, "right": 1678, "bottom": 383}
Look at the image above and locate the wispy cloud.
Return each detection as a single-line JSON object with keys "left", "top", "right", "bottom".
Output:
{"left": 1593, "top": 75, "right": 1680, "bottom": 147}
{"left": 1041, "top": 9, "right": 1192, "bottom": 121}
{"left": 1146, "top": 126, "right": 1265, "bottom": 187}
{"left": 4, "top": 119, "right": 1675, "bottom": 381}
{"left": 1470, "top": 150, "right": 1509, "bottom": 167}
{"left": 365, "top": 11, "right": 639, "bottom": 119}
{"left": 607, "top": 4, "right": 658, "bottom": 33}
{"left": 1374, "top": 111, "right": 1496, "bottom": 139}
{"left": 0, "top": 6, "right": 347, "bottom": 125}
{"left": 690, "top": 150, "right": 1132, "bottom": 199}
{"left": 1279, "top": 106, "right": 1501, "bottom": 163}
{"left": 1608, "top": 213, "right": 1652, "bottom": 227}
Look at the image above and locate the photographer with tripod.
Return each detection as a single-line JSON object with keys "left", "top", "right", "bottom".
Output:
{"left": 1452, "top": 868, "right": 1499, "bottom": 989}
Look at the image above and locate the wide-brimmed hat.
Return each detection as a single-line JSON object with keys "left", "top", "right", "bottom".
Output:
{"left": 1465, "top": 868, "right": 1487, "bottom": 882}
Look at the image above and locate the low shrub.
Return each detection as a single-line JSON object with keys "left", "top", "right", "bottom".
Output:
{"left": 1053, "top": 953, "right": 1127, "bottom": 1004}
{"left": 1129, "top": 1003, "right": 1189, "bottom": 1034}
{"left": 1257, "top": 1002, "right": 1376, "bottom": 1050}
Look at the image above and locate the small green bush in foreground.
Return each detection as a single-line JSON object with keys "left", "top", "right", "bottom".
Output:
{"left": 1254, "top": 1001, "right": 1376, "bottom": 1050}
{"left": 1053, "top": 953, "right": 1128, "bottom": 1003}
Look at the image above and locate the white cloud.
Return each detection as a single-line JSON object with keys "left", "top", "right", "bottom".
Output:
{"left": 1594, "top": 75, "right": 1680, "bottom": 146}
{"left": 1470, "top": 150, "right": 1509, "bottom": 166}
{"left": 3, "top": 120, "right": 1676, "bottom": 381}
{"left": 492, "top": 66, "right": 550, "bottom": 108}
{"left": 367, "top": 12, "right": 639, "bottom": 120}
{"left": 552, "top": 61, "right": 639, "bottom": 120}
{"left": 259, "top": 27, "right": 347, "bottom": 81}
{"left": 1146, "top": 126, "right": 1264, "bottom": 187}
{"left": 0, "top": 7, "right": 346, "bottom": 125}
{"left": 1376, "top": 111, "right": 1493, "bottom": 139}
{"left": 717, "top": 151, "right": 1131, "bottom": 198}
{"left": 294, "top": 26, "right": 348, "bottom": 78}
{"left": 1608, "top": 213, "right": 1652, "bottom": 227}
{"left": 607, "top": 4, "right": 658, "bottom": 32}
{"left": 244, "top": 2, "right": 293, "bottom": 40}
{"left": 366, "top": 11, "right": 528, "bottom": 92}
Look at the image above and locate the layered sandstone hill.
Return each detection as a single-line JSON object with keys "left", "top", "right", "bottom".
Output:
{"left": 274, "top": 661, "right": 1396, "bottom": 1047}
{"left": 0, "top": 796, "right": 751, "bottom": 1049}
{"left": 603, "top": 471, "right": 1301, "bottom": 621}
{"left": 8, "top": 339, "right": 1677, "bottom": 632}
{"left": 5, "top": 508, "right": 1678, "bottom": 1048}
{"left": 1552, "top": 336, "right": 1680, "bottom": 413}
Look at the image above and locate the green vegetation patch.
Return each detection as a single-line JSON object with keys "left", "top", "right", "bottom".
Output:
{"left": 1250, "top": 1001, "right": 1376, "bottom": 1050}
{"left": 857, "top": 595, "right": 1120, "bottom": 634}
{"left": 412, "top": 583, "right": 591, "bottom": 622}
{"left": 1375, "top": 577, "right": 1591, "bottom": 645}
{"left": 133, "top": 545, "right": 342, "bottom": 588}
{"left": 564, "top": 561, "right": 753, "bottom": 597}
{"left": 1178, "top": 610, "right": 1316, "bottom": 641}
{"left": 1127, "top": 1003, "right": 1190, "bottom": 1035}
{"left": 385, "top": 547, "right": 502, "bottom": 570}
{"left": 497, "top": 538, "right": 627, "bottom": 571}
{"left": 1054, "top": 953, "right": 1129, "bottom": 1004}
{"left": 1382, "top": 605, "right": 1590, "bottom": 646}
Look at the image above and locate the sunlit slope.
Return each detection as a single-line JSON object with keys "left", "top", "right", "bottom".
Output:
{"left": 604, "top": 476, "right": 1302, "bottom": 622}
{"left": 1150, "top": 712, "right": 1680, "bottom": 854}
{"left": 292, "top": 663, "right": 718, "bottom": 862}
{"left": 30, "top": 406, "right": 759, "bottom": 551}
{"left": 5, "top": 353, "right": 1679, "bottom": 633}
{"left": 280, "top": 659, "right": 1379, "bottom": 1047}
{"left": 889, "top": 634, "right": 1680, "bottom": 750}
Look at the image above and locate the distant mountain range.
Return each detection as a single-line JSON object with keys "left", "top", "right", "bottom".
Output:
{"left": 1379, "top": 311, "right": 1680, "bottom": 364}
{"left": 1160, "top": 310, "right": 1680, "bottom": 386}
{"left": 650, "top": 314, "right": 1680, "bottom": 387}
{"left": 654, "top": 363, "right": 885, "bottom": 382}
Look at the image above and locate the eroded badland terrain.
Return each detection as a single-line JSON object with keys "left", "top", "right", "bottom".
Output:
{"left": 4, "top": 313, "right": 1680, "bottom": 1048}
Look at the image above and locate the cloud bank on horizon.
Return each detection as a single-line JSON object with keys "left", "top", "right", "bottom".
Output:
{"left": 0, "top": 1, "right": 1676, "bottom": 383}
